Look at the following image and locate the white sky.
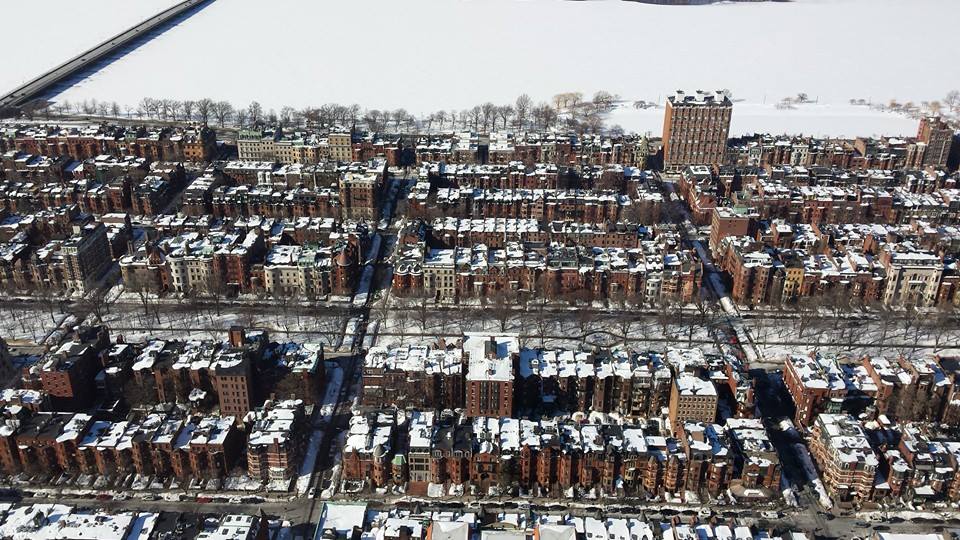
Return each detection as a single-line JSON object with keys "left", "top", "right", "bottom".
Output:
{"left": 9, "top": 0, "right": 959, "bottom": 136}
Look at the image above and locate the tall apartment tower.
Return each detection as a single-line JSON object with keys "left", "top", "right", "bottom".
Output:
{"left": 918, "top": 116, "right": 954, "bottom": 168}
{"left": 63, "top": 222, "right": 112, "bottom": 293}
{"left": 662, "top": 90, "right": 732, "bottom": 172}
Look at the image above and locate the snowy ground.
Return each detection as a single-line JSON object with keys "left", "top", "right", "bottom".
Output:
{"left": 2, "top": 0, "right": 178, "bottom": 94}
{"left": 0, "top": 304, "right": 67, "bottom": 344}
{"left": 47, "top": 0, "right": 960, "bottom": 137}
{"left": 746, "top": 314, "right": 960, "bottom": 362}
{"left": 97, "top": 302, "right": 346, "bottom": 344}
{"left": 374, "top": 307, "right": 723, "bottom": 354}
{"left": 296, "top": 362, "right": 343, "bottom": 495}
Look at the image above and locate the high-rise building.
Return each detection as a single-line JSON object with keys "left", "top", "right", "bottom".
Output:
{"left": 463, "top": 334, "right": 518, "bottom": 418}
{"left": 62, "top": 222, "right": 112, "bottom": 293}
{"left": 662, "top": 90, "right": 732, "bottom": 172}
{"left": 918, "top": 116, "right": 955, "bottom": 168}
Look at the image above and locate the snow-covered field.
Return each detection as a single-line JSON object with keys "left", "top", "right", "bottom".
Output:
{"left": 47, "top": 0, "right": 960, "bottom": 137}
{"left": 608, "top": 102, "right": 921, "bottom": 138}
{"left": 746, "top": 314, "right": 960, "bottom": 362}
{"left": 96, "top": 301, "right": 347, "bottom": 344}
{"left": 2, "top": 0, "right": 179, "bottom": 94}
{"left": 0, "top": 304, "right": 68, "bottom": 344}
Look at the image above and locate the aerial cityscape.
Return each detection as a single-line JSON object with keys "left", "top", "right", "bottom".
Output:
{"left": 0, "top": 1, "right": 959, "bottom": 540}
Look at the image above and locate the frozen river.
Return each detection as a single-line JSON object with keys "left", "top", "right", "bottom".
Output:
{"left": 2, "top": 0, "right": 178, "bottom": 95}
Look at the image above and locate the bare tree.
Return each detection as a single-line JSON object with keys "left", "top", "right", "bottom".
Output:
{"left": 126, "top": 273, "right": 161, "bottom": 324}
{"left": 322, "top": 308, "right": 347, "bottom": 348}
{"left": 247, "top": 101, "right": 263, "bottom": 125}
{"left": 574, "top": 306, "right": 593, "bottom": 347}
{"left": 79, "top": 287, "right": 110, "bottom": 324}
{"left": 280, "top": 106, "right": 297, "bottom": 127}
{"left": 463, "top": 107, "right": 478, "bottom": 131}
{"left": 481, "top": 102, "right": 496, "bottom": 132}
{"left": 236, "top": 109, "right": 248, "bottom": 128}
{"left": 196, "top": 98, "right": 214, "bottom": 125}
{"left": 392, "top": 108, "right": 408, "bottom": 132}
{"left": 793, "top": 296, "right": 823, "bottom": 345}
{"left": 592, "top": 90, "right": 617, "bottom": 112}
{"left": 159, "top": 99, "right": 172, "bottom": 119}
{"left": 454, "top": 305, "right": 476, "bottom": 336}
{"left": 514, "top": 94, "right": 532, "bottom": 130}
{"left": 394, "top": 309, "right": 410, "bottom": 338}
{"left": 182, "top": 100, "right": 195, "bottom": 122}
{"left": 488, "top": 291, "right": 515, "bottom": 333}
{"left": 170, "top": 100, "right": 183, "bottom": 121}
{"left": 531, "top": 297, "right": 551, "bottom": 347}
{"left": 532, "top": 103, "right": 558, "bottom": 130}
{"left": 497, "top": 105, "right": 514, "bottom": 131}
{"left": 110, "top": 102, "right": 121, "bottom": 117}
{"left": 414, "top": 292, "right": 431, "bottom": 334}
{"left": 213, "top": 101, "right": 234, "bottom": 127}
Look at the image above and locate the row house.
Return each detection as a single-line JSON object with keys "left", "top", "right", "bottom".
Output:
{"left": 6, "top": 124, "right": 216, "bottom": 163}
{"left": 857, "top": 356, "right": 954, "bottom": 423}
{"left": 133, "top": 328, "right": 266, "bottom": 420}
{"left": 342, "top": 411, "right": 399, "bottom": 489}
{"left": 515, "top": 348, "right": 672, "bottom": 418}
{"left": 256, "top": 237, "right": 361, "bottom": 298}
{"left": 422, "top": 162, "right": 567, "bottom": 191}
{"left": 717, "top": 236, "right": 889, "bottom": 307}
{"left": 352, "top": 135, "right": 401, "bottom": 166}
{"left": 353, "top": 411, "right": 780, "bottom": 502}
{"left": 424, "top": 218, "right": 653, "bottom": 250}
{"left": 808, "top": 413, "right": 879, "bottom": 506}
{"left": 783, "top": 353, "right": 847, "bottom": 428}
{"left": 208, "top": 185, "right": 340, "bottom": 220}
{"left": 360, "top": 342, "right": 464, "bottom": 410}
{"left": 461, "top": 188, "right": 629, "bottom": 223}
{"left": 237, "top": 128, "right": 353, "bottom": 164}
{"left": 37, "top": 326, "right": 111, "bottom": 411}
{"left": 789, "top": 352, "right": 960, "bottom": 429}
{"left": 879, "top": 426, "right": 958, "bottom": 503}
{"left": 244, "top": 399, "right": 310, "bottom": 483}
{"left": 0, "top": 407, "right": 242, "bottom": 481}
{"left": 393, "top": 240, "right": 700, "bottom": 305}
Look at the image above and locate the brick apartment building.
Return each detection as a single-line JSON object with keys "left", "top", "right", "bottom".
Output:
{"left": 62, "top": 221, "right": 112, "bottom": 293}
{"left": 361, "top": 342, "right": 465, "bottom": 410}
{"left": 245, "top": 399, "right": 309, "bottom": 483}
{"left": 918, "top": 116, "right": 955, "bottom": 168}
{"left": 343, "top": 411, "right": 779, "bottom": 501}
{"left": 662, "top": 90, "right": 732, "bottom": 173}
{"left": 783, "top": 353, "right": 847, "bottom": 427}
{"left": 808, "top": 413, "right": 878, "bottom": 505}
{"left": 464, "top": 335, "right": 518, "bottom": 418}
{"left": 668, "top": 373, "right": 718, "bottom": 430}
{"left": 515, "top": 347, "right": 672, "bottom": 418}
{"left": 37, "top": 326, "right": 110, "bottom": 411}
